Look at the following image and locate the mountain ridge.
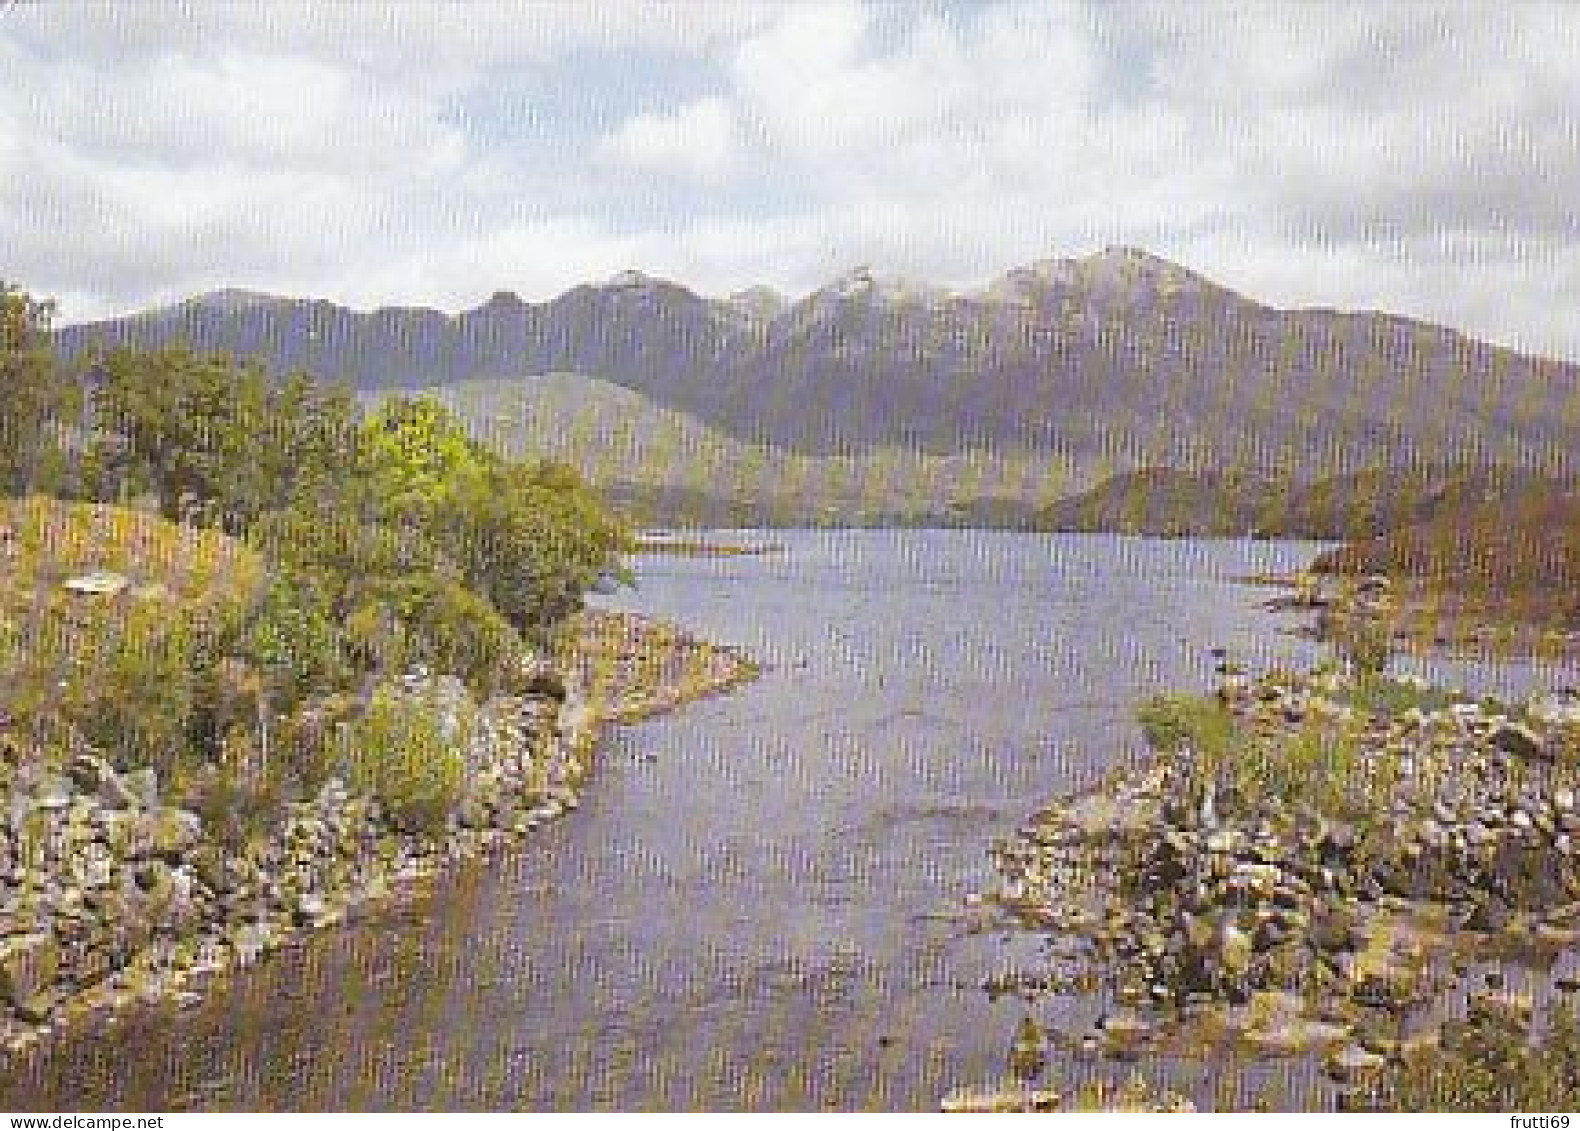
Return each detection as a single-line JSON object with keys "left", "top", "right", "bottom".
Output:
{"left": 53, "top": 248, "right": 1580, "bottom": 478}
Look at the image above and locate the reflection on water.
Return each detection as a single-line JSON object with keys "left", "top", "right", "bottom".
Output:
{"left": 4, "top": 531, "right": 1571, "bottom": 1110}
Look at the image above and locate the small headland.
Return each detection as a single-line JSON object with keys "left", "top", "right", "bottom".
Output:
{"left": 631, "top": 531, "right": 786, "bottom": 557}
{"left": 1259, "top": 488, "right": 1580, "bottom": 664}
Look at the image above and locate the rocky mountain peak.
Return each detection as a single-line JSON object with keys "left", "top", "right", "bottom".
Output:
{"left": 606, "top": 269, "right": 662, "bottom": 289}
{"left": 724, "top": 285, "right": 789, "bottom": 322}
{"left": 180, "top": 287, "right": 285, "bottom": 314}
{"left": 50, "top": 248, "right": 1580, "bottom": 484}
{"left": 1077, "top": 245, "right": 1215, "bottom": 293}
{"left": 479, "top": 289, "right": 525, "bottom": 310}
{"left": 812, "top": 265, "right": 948, "bottom": 309}
{"left": 976, "top": 247, "right": 1226, "bottom": 309}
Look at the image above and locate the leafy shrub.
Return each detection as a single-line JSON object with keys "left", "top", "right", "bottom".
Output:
{"left": 274, "top": 692, "right": 361, "bottom": 790}
{"left": 248, "top": 508, "right": 444, "bottom": 615}
{"left": 337, "top": 692, "right": 468, "bottom": 835}
{"left": 62, "top": 605, "right": 200, "bottom": 781}
{"left": 187, "top": 653, "right": 355, "bottom": 804}
{"left": 1234, "top": 722, "right": 1365, "bottom": 816}
{"left": 1137, "top": 693, "right": 1237, "bottom": 765}
{"left": 238, "top": 573, "right": 349, "bottom": 702}
{"left": 188, "top": 754, "right": 292, "bottom": 851}
{"left": 342, "top": 599, "right": 408, "bottom": 678}
{"left": 1330, "top": 613, "right": 1394, "bottom": 678}
{"left": 364, "top": 574, "right": 526, "bottom": 696}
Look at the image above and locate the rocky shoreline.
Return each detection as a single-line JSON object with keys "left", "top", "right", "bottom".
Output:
{"left": 0, "top": 609, "right": 755, "bottom": 1057}
{"left": 976, "top": 663, "right": 1580, "bottom": 1109}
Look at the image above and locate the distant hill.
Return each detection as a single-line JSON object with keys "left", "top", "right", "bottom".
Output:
{"left": 55, "top": 248, "right": 1580, "bottom": 483}
{"left": 431, "top": 371, "right": 1578, "bottom": 536}
{"left": 420, "top": 374, "right": 1078, "bottom": 528}
{"left": 1034, "top": 467, "right": 1280, "bottom": 536}
{"left": 1268, "top": 464, "right": 1569, "bottom": 540}
{"left": 1034, "top": 463, "right": 1578, "bottom": 540}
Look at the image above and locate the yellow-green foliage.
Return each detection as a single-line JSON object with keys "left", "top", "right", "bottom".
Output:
{"left": 237, "top": 574, "right": 349, "bottom": 702}
{"left": 1233, "top": 722, "right": 1367, "bottom": 816}
{"left": 440, "top": 454, "right": 631, "bottom": 634}
{"left": 1136, "top": 692, "right": 1376, "bottom": 819}
{"left": 64, "top": 605, "right": 199, "bottom": 775}
{"left": 1136, "top": 693, "right": 1237, "bottom": 767}
{"left": 359, "top": 396, "right": 487, "bottom": 514}
{"left": 1330, "top": 613, "right": 1395, "bottom": 677}
{"left": 371, "top": 574, "right": 527, "bottom": 696}
{"left": 337, "top": 692, "right": 469, "bottom": 835}
{"left": 247, "top": 509, "right": 442, "bottom": 613}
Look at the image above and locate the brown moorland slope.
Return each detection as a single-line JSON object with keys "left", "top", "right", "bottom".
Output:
{"left": 1311, "top": 487, "right": 1580, "bottom": 652}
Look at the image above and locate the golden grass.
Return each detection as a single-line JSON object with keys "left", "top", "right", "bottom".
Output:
{"left": 0, "top": 497, "right": 266, "bottom": 746}
{"left": 2, "top": 496, "right": 264, "bottom": 608}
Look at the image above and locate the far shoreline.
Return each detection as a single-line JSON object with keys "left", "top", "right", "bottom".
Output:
{"left": 1246, "top": 569, "right": 1580, "bottom": 668}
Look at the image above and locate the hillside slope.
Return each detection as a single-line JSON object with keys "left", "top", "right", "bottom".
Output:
{"left": 1034, "top": 468, "right": 1280, "bottom": 536}
{"left": 0, "top": 496, "right": 266, "bottom": 755}
{"left": 1313, "top": 487, "right": 1580, "bottom": 596}
{"left": 419, "top": 374, "right": 1087, "bottom": 528}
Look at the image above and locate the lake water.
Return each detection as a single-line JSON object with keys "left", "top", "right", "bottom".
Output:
{"left": 6, "top": 531, "right": 1571, "bottom": 1110}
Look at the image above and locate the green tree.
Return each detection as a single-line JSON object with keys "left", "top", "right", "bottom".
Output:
{"left": 93, "top": 345, "right": 359, "bottom": 527}
{"left": 92, "top": 345, "right": 238, "bottom": 518}
{"left": 440, "top": 456, "right": 630, "bottom": 635}
{"left": 0, "top": 283, "right": 75, "bottom": 495}
{"left": 357, "top": 396, "right": 628, "bottom": 635}
{"left": 215, "top": 371, "right": 361, "bottom": 524}
{"left": 358, "top": 396, "right": 486, "bottom": 516}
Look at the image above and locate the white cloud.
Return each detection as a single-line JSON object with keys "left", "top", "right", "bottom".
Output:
{"left": 5, "top": 2, "right": 780, "bottom": 83}
{"left": 596, "top": 97, "right": 738, "bottom": 182}
{"left": 12, "top": 50, "right": 465, "bottom": 175}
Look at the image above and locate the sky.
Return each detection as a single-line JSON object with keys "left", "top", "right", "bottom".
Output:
{"left": 2, "top": 0, "right": 1579, "bottom": 360}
